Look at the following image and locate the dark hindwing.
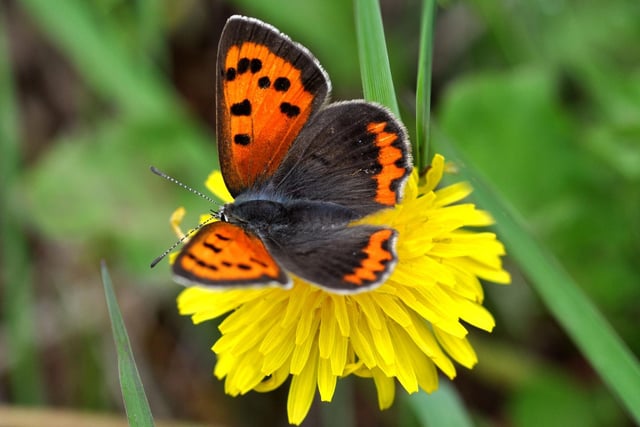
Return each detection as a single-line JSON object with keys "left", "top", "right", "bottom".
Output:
{"left": 269, "top": 101, "right": 412, "bottom": 217}
{"left": 266, "top": 224, "right": 398, "bottom": 293}
{"left": 217, "top": 16, "right": 330, "bottom": 196}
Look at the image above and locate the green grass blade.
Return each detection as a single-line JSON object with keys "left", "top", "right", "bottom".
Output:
{"left": 0, "top": 9, "right": 44, "bottom": 404}
{"left": 354, "top": 0, "right": 400, "bottom": 116}
{"left": 433, "top": 130, "right": 640, "bottom": 424}
{"left": 101, "top": 261, "right": 155, "bottom": 426}
{"left": 415, "top": 0, "right": 436, "bottom": 171}
{"left": 402, "top": 381, "right": 474, "bottom": 427}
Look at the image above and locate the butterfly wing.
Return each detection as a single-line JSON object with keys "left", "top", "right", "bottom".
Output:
{"left": 265, "top": 224, "right": 398, "bottom": 293}
{"left": 269, "top": 101, "right": 412, "bottom": 217}
{"left": 217, "top": 15, "right": 330, "bottom": 196}
{"left": 173, "top": 222, "right": 291, "bottom": 288}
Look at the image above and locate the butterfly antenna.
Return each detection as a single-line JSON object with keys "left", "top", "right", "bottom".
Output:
{"left": 150, "top": 166, "right": 220, "bottom": 206}
{"left": 150, "top": 213, "right": 217, "bottom": 268}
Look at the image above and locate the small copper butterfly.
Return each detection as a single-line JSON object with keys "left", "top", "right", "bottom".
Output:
{"left": 171, "top": 16, "right": 412, "bottom": 294}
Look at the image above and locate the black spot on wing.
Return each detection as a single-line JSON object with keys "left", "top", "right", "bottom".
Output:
{"left": 231, "top": 99, "right": 252, "bottom": 116}
{"left": 186, "top": 253, "right": 218, "bottom": 271}
{"left": 234, "top": 134, "right": 251, "bottom": 145}
{"left": 258, "top": 76, "right": 271, "bottom": 88}
{"left": 250, "top": 58, "right": 262, "bottom": 73}
{"left": 280, "top": 102, "right": 300, "bottom": 118}
{"left": 203, "top": 242, "right": 222, "bottom": 253}
{"left": 274, "top": 77, "right": 291, "bottom": 92}
{"left": 250, "top": 257, "right": 268, "bottom": 268}
{"left": 237, "top": 57, "right": 250, "bottom": 74}
{"left": 225, "top": 68, "right": 236, "bottom": 81}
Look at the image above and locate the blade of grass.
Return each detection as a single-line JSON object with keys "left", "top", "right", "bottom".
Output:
{"left": 0, "top": 10, "right": 44, "bottom": 404}
{"left": 433, "top": 129, "right": 640, "bottom": 424}
{"left": 353, "top": 0, "right": 400, "bottom": 116}
{"left": 415, "top": 0, "right": 436, "bottom": 171}
{"left": 101, "top": 261, "right": 155, "bottom": 426}
{"left": 401, "top": 381, "right": 474, "bottom": 427}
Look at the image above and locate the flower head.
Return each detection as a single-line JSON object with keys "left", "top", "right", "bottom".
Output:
{"left": 176, "top": 154, "right": 510, "bottom": 425}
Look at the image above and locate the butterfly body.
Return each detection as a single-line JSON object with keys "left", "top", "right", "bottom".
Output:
{"left": 221, "top": 196, "right": 360, "bottom": 236}
{"left": 171, "top": 16, "right": 412, "bottom": 294}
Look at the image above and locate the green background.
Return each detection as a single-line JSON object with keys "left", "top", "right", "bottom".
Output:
{"left": 1, "top": 0, "right": 638, "bottom": 426}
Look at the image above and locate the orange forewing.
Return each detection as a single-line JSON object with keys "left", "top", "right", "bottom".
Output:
{"left": 342, "top": 229, "right": 395, "bottom": 287}
{"left": 173, "top": 222, "right": 290, "bottom": 287}
{"left": 218, "top": 41, "right": 318, "bottom": 194}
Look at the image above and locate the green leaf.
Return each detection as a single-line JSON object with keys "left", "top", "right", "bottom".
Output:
{"left": 439, "top": 68, "right": 579, "bottom": 214}
{"left": 353, "top": 0, "right": 400, "bottom": 116}
{"left": 101, "top": 261, "right": 155, "bottom": 426}
{"left": 509, "top": 373, "right": 623, "bottom": 427}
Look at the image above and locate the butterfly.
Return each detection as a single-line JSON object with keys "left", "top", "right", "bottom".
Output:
{"left": 171, "top": 15, "right": 412, "bottom": 294}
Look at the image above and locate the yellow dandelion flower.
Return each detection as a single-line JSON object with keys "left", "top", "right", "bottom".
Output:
{"left": 176, "top": 154, "right": 510, "bottom": 425}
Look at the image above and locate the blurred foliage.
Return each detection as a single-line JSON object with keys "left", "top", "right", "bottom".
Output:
{"left": 1, "top": 0, "right": 638, "bottom": 426}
